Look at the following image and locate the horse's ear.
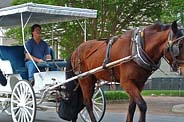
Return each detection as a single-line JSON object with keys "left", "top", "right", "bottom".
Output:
{"left": 171, "top": 20, "right": 178, "bottom": 34}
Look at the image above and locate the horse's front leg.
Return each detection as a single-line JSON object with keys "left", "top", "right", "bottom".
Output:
{"left": 126, "top": 97, "right": 136, "bottom": 122}
{"left": 85, "top": 100, "right": 97, "bottom": 122}
{"left": 121, "top": 80, "right": 147, "bottom": 122}
{"left": 79, "top": 77, "right": 97, "bottom": 122}
{"left": 136, "top": 96, "right": 147, "bottom": 122}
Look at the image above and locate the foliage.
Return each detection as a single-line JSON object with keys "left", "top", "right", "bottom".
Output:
{"left": 160, "top": 0, "right": 184, "bottom": 24}
{"left": 141, "top": 90, "right": 184, "bottom": 97}
{"left": 5, "top": 27, "right": 31, "bottom": 45}
{"left": 104, "top": 90, "right": 184, "bottom": 101}
{"left": 105, "top": 91, "right": 129, "bottom": 101}
{"left": 7, "top": 0, "right": 184, "bottom": 58}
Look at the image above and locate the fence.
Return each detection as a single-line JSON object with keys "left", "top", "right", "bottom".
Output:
{"left": 145, "top": 77, "right": 184, "bottom": 90}
{"left": 101, "top": 77, "right": 184, "bottom": 96}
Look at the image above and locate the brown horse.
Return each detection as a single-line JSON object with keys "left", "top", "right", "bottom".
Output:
{"left": 66, "top": 21, "right": 184, "bottom": 122}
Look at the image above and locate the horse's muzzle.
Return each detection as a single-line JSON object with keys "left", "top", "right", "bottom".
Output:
{"left": 178, "top": 64, "right": 184, "bottom": 76}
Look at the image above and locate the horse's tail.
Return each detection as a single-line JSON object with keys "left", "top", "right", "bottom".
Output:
{"left": 65, "top": 56, "right": 79, "bottom": 91}
{"left": 58, "top": 56, "right": 84, "bottom": 121}
{"left": 65, "top": 56, "right": 76, "bottom": 80}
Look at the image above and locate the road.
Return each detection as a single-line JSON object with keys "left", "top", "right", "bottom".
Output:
{"left": 1, "top": 96, "right": 184, "bottom": 122}
{"left": 1, "top": 110, "right": 184, "bottom": 122}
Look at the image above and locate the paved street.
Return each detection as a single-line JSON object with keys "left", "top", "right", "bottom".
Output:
{"left": 1, "top": 96, "right": 184, "bottom": 122}
{"left": 1, "top": 110, "right": 184, "bottom": 122}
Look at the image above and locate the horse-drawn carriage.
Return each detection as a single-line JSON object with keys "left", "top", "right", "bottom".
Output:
{"left": 0, "top": 3, "right": 106, "bottom": 122}
{"left": 1, "top": 2, "right": 184, "bottom": 122}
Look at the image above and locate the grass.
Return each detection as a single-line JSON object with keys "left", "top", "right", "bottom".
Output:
{"left": 104, "top": 90, "right": 184, "bottom": 101}
{"left": 105, "top": 91, "right": 129, "bottom": 101}
{"left": 141, "top": 90, "right": 184, "bottom": 96}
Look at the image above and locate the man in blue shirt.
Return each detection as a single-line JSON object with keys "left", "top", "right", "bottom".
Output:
{"left": 25, "top": 24, "right": 51, "bottom": 84}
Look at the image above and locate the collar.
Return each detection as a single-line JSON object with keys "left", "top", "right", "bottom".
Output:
{"left": 132, "top": 28, "right": 161, "bottom": 71}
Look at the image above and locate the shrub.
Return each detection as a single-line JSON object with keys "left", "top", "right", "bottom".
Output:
{"left": 105, "top": 91, "right": 129, "bottom": 101}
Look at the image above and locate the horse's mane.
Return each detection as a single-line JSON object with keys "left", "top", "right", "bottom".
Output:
{"left": 145, "top": 22, "right": 170, "bottom": 32}
{"left": 97, "top": 22, "right": 171, "bottom": 42}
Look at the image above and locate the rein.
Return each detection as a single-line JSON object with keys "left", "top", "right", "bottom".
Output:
{"left": 71, "top": 28, "right": 162, "bottom": 75}
{"left": 70, "top": 25, "right": 184, "bottom": 76}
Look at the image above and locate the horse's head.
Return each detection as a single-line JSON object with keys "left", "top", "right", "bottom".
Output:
{"left": 164, "top": 21, "right": 184, "bottom": 75}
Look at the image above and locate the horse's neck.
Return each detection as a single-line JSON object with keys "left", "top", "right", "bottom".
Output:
{"left": 144, "top": 29, "right": 170, "bottom": 63}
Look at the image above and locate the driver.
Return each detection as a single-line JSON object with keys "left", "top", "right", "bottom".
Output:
{"left": 25, "top": 24, "right": 51, "bottom": 84}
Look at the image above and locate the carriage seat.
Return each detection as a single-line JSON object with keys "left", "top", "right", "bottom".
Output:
{"left": 0, "top": 46, "right": 67, "bottom": 80}
{"left": 0, "top": 46, "right": 28, "bottom": 79}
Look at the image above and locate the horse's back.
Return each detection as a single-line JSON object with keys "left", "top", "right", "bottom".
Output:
{"left": 71, "top": 40, "right": 107, "bottom": 71}
{"left": 79, "top": 40, "right": 106, "bottom": 54}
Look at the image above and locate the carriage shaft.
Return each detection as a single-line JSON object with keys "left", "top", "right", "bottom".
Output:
{"left": 48, "top": 55, "right": 133, "bottom": 90}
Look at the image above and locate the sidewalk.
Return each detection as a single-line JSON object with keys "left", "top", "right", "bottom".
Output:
{"left": 172, "top": 104, "right": 184, "bottom": 113}
{"left": 106, "top": 96, "right": 184, "bottom": 116}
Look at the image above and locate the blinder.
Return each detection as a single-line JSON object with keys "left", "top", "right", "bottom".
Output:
{"left": 170, "top": 40, "right": 180, "bottom": 57}
{"left": 165, "top": 27, "right": 184, "bottom": 72}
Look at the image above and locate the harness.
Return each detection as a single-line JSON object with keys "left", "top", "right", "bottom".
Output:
{"left": 76, "top": 27, "right": 183, "bottom": 77}
{"left": 164, "top": 29, "right": 184, "bottom": 72}
{"left": 102, "top": 28, "right": 161, "bottom": 72}
{"left": 102, "top": 35, "right": 120, "bottom": 68}
{"left": 102, "top": 35, "right": 120, "bottom": 83}
{"left": 131, "top": 28, "right": 161, "bottom": 71}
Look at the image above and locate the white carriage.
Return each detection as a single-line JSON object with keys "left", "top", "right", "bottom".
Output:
{"left": 0, "top": 3, "right": 106, "bottom": 122}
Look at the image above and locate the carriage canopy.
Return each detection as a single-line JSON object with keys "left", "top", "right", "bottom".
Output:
{"left": 0, "top": 2, "right": 97, "bottom": 27}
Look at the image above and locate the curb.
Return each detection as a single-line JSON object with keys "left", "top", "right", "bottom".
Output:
{"left": 172, "top": 104, "right": 184, "bottom": 113}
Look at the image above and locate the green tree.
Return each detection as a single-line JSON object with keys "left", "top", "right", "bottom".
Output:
{"left": 8, "top": 0, "right": 183, "bottom": 58}
{"left": 160, "top": 0, "right": 184, "bottom": 24}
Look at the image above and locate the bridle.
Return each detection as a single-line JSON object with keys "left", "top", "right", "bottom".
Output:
{"left": 164, "top": 28, "right": 184, "bottom": 72}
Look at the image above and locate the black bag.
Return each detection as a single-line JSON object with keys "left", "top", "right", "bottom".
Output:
{"left": 57, "top": 82, "right": 84, "bottom": 121}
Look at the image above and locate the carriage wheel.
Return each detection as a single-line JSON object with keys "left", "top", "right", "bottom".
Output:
{"left": 80, "top": 87, "right": 106, "bottom": 122}
{"left": 11, "top": 80, "right": 36, "bottom": 122}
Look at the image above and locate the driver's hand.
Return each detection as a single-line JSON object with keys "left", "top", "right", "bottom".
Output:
{"left": 38, "top": 59, "right": 44, "bottom": 63}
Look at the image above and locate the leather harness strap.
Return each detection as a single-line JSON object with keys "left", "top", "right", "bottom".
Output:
{"left": 131, "top": 28, "right": 161, "bottom": 72}
{"left": 101, "top": 35, "right": 121, "bottom": 83}
{"left": 102, "top": 35, "right": 120, "bottom": 68}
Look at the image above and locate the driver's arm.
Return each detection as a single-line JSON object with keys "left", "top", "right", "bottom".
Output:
{"left": 25, "top": 53, "right": 43, "bottom": 63}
